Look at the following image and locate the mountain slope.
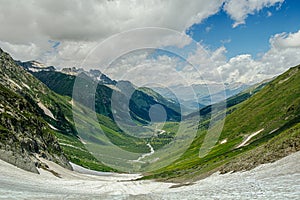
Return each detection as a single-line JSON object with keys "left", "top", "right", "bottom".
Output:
{"left": 1, "top": 49, "right": 180, "bottom": 172}
{"left": 142, "top": 64, "right": 300, "bottom": 181}
{"left": 0, "top": 48, "right": 118, "bottom": 172}
{"left": 32, "top": 70, "right": 181, "bottom": 123}
{"left": 0, "top": 49, "right": 71, "bottom": 173}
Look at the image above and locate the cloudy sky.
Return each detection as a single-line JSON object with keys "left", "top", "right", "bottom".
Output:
{"left": 0, "top": 0, "right": 300, "bottom": 86}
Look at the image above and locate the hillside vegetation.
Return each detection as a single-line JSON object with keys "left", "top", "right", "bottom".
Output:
{"left": 142, "top": 65, "right": 300, "bottom": 181}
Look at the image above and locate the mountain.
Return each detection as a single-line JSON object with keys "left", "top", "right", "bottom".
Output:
{"left": 2, "top": 47, "right": 300, "bottom": 181}
{"left": 15, "top": 60, "right": 182, "bottom": 124}
{"left": 0, "top": 49, "right": 70, "bottom": 173}
{"left": 0, "top": 48, "right": 119, "bottom": 173}
{"left": 153, "top": 82, "right": 249, "bottom": 113}
{"left": 185, "top": 78, "right": 269, "bottom": 120}
{"left": 142, "top": 64, "right": 300, "bottom": 181}
{"left": 60, "top": 67, "right": 117, "bottom": 85}
{"left": 3, "top": 50, "right": 182, "bottom": 172}
{"left": 31, "top": 70, "right": 181, "bottom": 124}
{"left": 15, "top": 60, "right": 55, "bottom": 72}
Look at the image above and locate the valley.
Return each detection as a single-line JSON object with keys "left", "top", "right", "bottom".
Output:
{"left": 1, "top": 1, "right": 300, "bottom": 199}
{"left": 0, "top": 47, "right": 300, "bottom": 198}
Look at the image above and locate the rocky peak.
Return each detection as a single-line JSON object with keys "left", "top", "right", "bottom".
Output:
{"left": 16, "top": 60, "right": 55, "bottom": 72}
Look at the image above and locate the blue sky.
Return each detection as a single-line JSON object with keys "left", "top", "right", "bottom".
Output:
{"left": 1, "top": 0, "right": 300, "bottom": 85}
{"left": 186, "top": 0, "right": 300, "bottom": 59}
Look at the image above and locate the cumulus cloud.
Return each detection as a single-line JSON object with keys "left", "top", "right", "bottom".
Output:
{"left": 0, "top": 0, "right": 295, "bottom": 87}
{"left": 186, "top": 44, "right": 227, "bottom": 82}
{"left": 217, "top": 29, "right": 300, "bottom": 84}
{"left": 270, "top": 30, "right": 300, "bottom": 48}
{"left": 102, "top": 27, "right": 300, "bottom": 87}
{"left": 223, "top": 0, "right": 284, "bottom": 27}
{"left": 0, "top": 0, "right": 223, "bottom": 43}
{"left": 0, "top": 0, "right": 225, "bottom": 66}
{"left": 0, "top": 0, "right": 281, "bottom": 66}
{"left": 104, "top": 50, "right": 192, "bottom": 87}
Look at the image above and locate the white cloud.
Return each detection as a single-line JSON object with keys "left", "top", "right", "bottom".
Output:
{"left": 105, "top": 50, "right": 191, "bottom": 87}
{"left": 267, "top": 11, "right": 273, "bottom": 17}
{"left": 217, "top": 29, "right": 300, "bottom": 84}
{"left": 186, "top": 45, "right": 227, "bottom": 82}
{"left": 270, "top": 30, "right": 300, "bottom": 49}
{"left": 0, "top": 0, "right": 285, "bottom": 68}
{"left": 0, "top": 0, "right": 223, "bottom": 43}
{"left": 0, "top": 0, "right": 225, "bottom": 66}
{"left": 217, "top": 54, "right": 264, "bottom": 83}
{"left": 0, "top": 41, "right": 42, "bottom": 61}
{"left": 205, "top": 26, "right": 213, "bottom": 33}
{"left": 223, "top": 0, "right": 284, "bottom": 27}
{"left": 96, "top": 27, "right": 300, "bottom": 87}
{"left": 0, "top": 0, "right": 295, "bottom": 87}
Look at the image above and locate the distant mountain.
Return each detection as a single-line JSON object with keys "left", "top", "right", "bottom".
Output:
{"left": 32, "top": 70, "right": 181, "bottom": 124}
{"left": 15, "top": 60, "right": 55, "bottom": 72}
{"left": 143, "top": 64, "right": 300, "bottom": 181}
{"left": 2, "top": 47, "right": 299, "bottom": 181}
{"left": 153, "top": 82, "right": 249, "bottom": 112}
{"left": 61, "top": 67, "right": 117, "bottom": 85}
{"left": 185, "top": 79, "right": 269, "bottom": 121}
{"left": 16, "top": 61, "right": 181, "bottom": 123}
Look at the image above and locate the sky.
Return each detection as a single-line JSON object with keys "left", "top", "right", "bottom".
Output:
{"left": 0, "top": 0, "right": 300, "bottom": 86}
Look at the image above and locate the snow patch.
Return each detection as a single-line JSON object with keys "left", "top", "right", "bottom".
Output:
{"left": 220, "top": 139, "right": 227, "bottom": 144}
{"left": 0, "top": 150, "right": 299, "bottom": 198}
{"left": 21, "top": 82, "right": 30, "bottom": 90}
{"left": 59, "top": 143, "right": 86, "bottom": 152}
{"left": 31, "top": 61, "right": 47, "bottom": 68}
{"left": 38, "top": 102, "right": 56, "bottom": 120}
{"left": 237, "top": 129, "right": 264, "bottom": 148}
{"left": 7, "top": 79, "right": 22, "bottom": 90}
{"left": 47, "top": 123, "right": 58, "bottom": 131}
{"left": 105, "top": 84, "right": 121, "bottom": 92}
{"left": 278, "top": 77, "right": 290, "bottom": 84}
{"left": 269, "top": 128, "right": 279, "bottom": 134}
{"left": 78, "top": 136, "right": 87, "bottom": 145}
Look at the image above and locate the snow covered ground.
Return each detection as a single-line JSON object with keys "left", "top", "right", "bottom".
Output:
{"left": 0, "top": 151, "right": 299, "bottom": 199}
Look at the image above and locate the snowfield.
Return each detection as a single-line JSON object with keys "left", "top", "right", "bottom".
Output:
{"left": 0, "top": 151, "right": 299, "bottom": 199}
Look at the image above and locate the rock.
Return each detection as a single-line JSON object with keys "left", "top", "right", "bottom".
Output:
{"left": 0, "top": 149, "right": 39, "bottom": 174}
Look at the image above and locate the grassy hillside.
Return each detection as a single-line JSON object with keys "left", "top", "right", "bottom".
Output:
{"left": 33, "top": 71, "right": 181, "bottom": 123}
{"left": 0, "top": 83, "right": 72, "bottom": 173}
{"left": 141, "top": 65, "right": 300, "bottom": 181}
{"left": 0, "top": 48, "right": 118, "bottom": 172}
{"left": 3, "top": 45, "right": 299, "bottom": 178}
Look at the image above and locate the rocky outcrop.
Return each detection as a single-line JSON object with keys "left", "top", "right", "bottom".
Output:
{"left": 0, "top": 48, "right": 72, "bottom": 173}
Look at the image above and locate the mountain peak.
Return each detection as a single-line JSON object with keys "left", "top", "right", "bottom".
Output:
{"left": 16, "top": 60, "right": 55, "bottom": 72}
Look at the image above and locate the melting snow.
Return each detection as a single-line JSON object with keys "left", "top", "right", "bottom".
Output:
{"left": 38, "top": 102, "right": 56, "bottom": 120}
{"left": 237, "top": 129, "right": 264, "bottom": 148}
{"left": 7, "top": 79, "right": 22, "bottom": 90}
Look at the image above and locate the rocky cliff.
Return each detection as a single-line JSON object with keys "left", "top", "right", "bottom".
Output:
{"left": 0, "top": 48, "right": 71, "bottom": 173}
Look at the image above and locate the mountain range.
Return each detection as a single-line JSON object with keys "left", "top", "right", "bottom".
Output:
{"left": 0, "top": 47, "right": 299, "bottom": 182}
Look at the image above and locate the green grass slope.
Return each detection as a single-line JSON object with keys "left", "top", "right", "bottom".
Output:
{"left": 142, "top": 65, "right": 300, "bottom": 181}
{"left": 0, "top": 48, "right": 117, "bottom": 172}
{"left": 33, "top": 71, "right": 181, "bottom": 123}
